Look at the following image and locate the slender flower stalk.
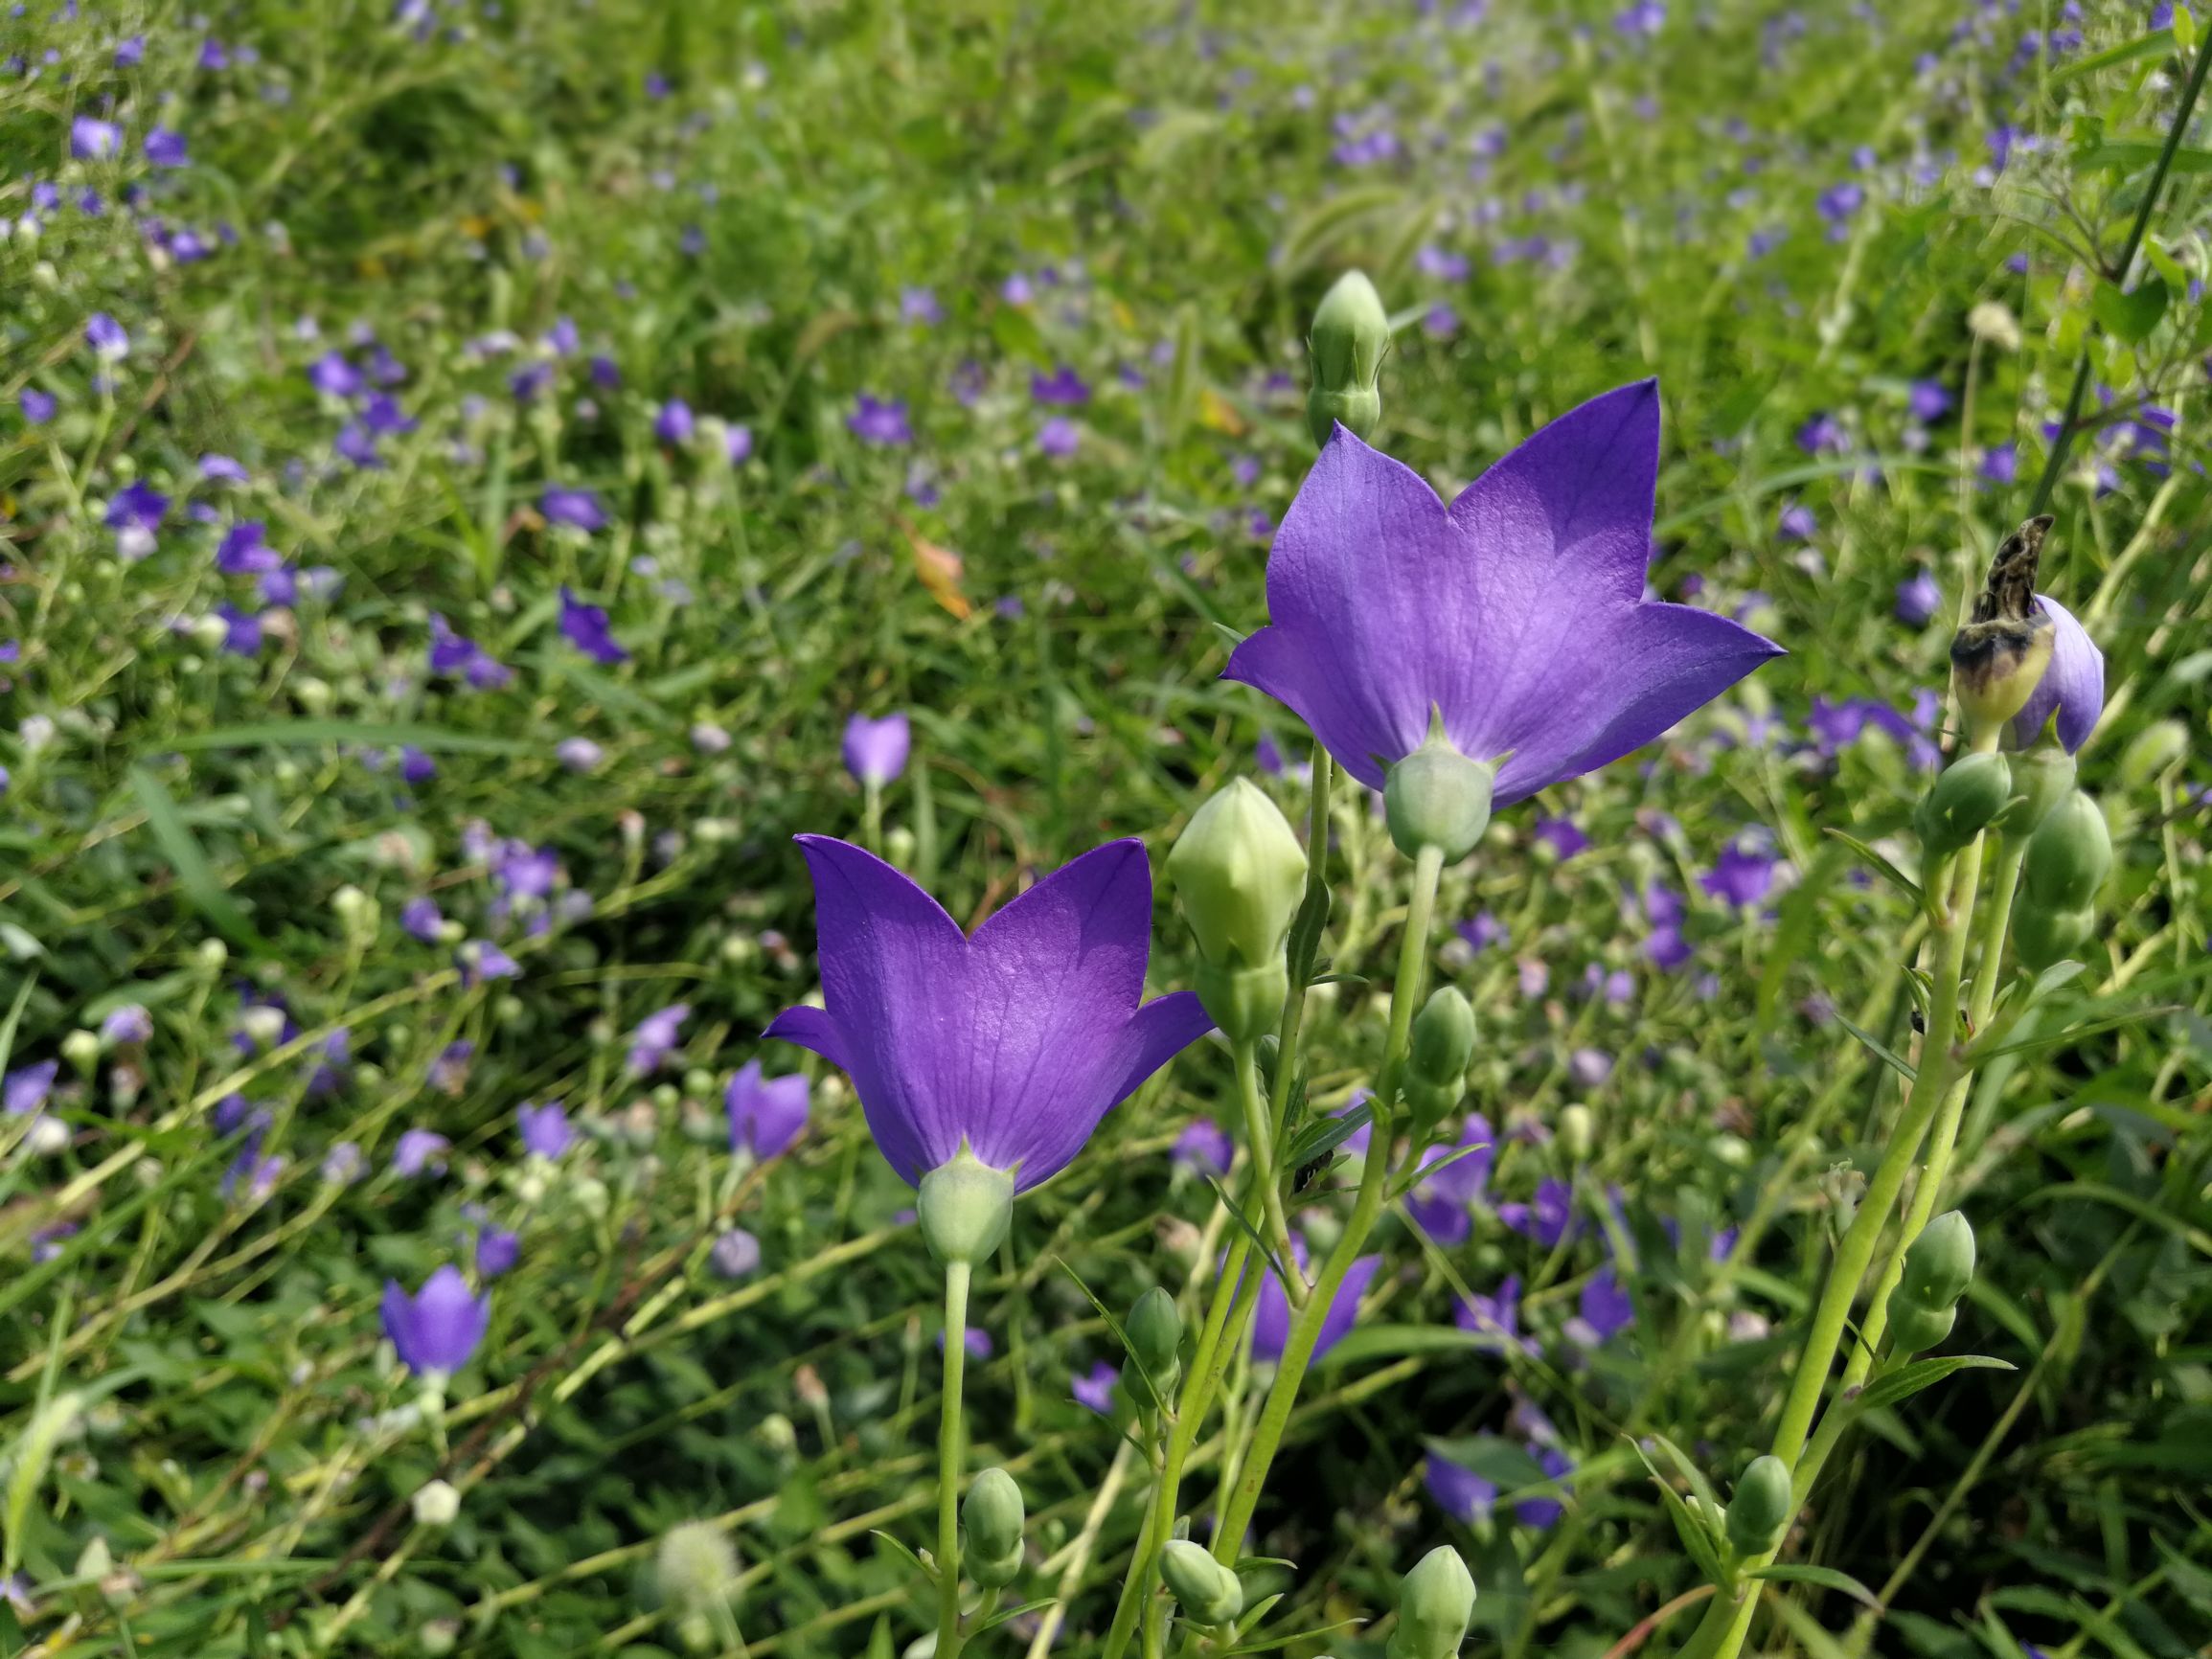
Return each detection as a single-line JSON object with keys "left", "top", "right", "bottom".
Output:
{"left": 936, "top": 1259, "right": 972, "bottom": 1659}
{"left": 1207, "top": 841, "right": 1444, "bottom": 1565}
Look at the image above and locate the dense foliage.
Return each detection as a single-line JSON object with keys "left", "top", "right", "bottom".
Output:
{"left": 1, "top": 2, "right": 2207, "bottom": 1656}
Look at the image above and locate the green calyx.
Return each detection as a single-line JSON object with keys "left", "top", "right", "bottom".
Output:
{"left": 916, "top": 1148, "right": 1015, "bottom": 1267}
{"left": 1383, "top": 716, "right": 1496, "bottom": 865}
{"left": 1916, "top": 751, "right": 2013, "bottom": 865}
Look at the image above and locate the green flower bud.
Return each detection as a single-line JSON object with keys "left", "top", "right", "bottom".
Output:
{"left": 1885, "top": 1297, "right": 1956, "bottom": 1357}
{"left": 1384, "top": 717, "right": 1495, "bottom": 865}
{"left": 963, "top": 1467, "right": 1025, "bottom": 1588}
{"left": 1126, "top": 1286, "right": 1182, "bottom": 1387}
{"left": 1724, "top": 1455, "right": 1792, "bottom": 1557}
{"left": 1898, "top": 1210, "right": 1976, "bottom": 1308}
{"left": 2013, "top": 900, "right": 2096, "bottom": 974}
{"left": 1161, "top": 1539, "right": 1243, "bottom": 1626}
{"left": 1307, "top": 270, "right": 1389, "bottom": 448}
{"left": 917, "top": 1148, "right": 1015, "bottom": 1267}
{"left": 1169, "top": 781, "right": 1309, "bottom": 970}
{"left": 1914, "top": 751, "right": 2013, "bottom": 865}
{"left": 2022, "top": 791, "right": 2112, "bottom": 912}
{"left": 1558, "top": 1102, "right": 1595, "bottom": 1162}
{"left": 2118, "top": 718, "right": 2187, "bottom": 790}
{"left": 1408, "top": 988, "right": 1477, "bottom": 1093}
{"left": 1193, "top": 961, "right": 1289, "bottom": 1046}
{"left": 1995, "top": 743, "right": 2076, "bottom": 835}
{"left": 1384, "top": 1544, "right": 1476, "bottom": 1659}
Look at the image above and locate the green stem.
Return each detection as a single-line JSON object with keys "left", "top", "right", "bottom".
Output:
{"left": 1684, "top": 828, "right": 1988, "bottom": 1659}
{"left": 863, "top": 780, "right": 884, "bottom": 860}
{"left": 1207, "top": 842, "right": 1444, "bottom": 1564}
{"left": 1233, "top": 1040, "right": 1299, "bottom": 1303}
{"left": 938, "top": 1261, "right": 971, "bottom": 1659}
{"left": 2027, "top": 32, "right": 2211, "bottom": 518}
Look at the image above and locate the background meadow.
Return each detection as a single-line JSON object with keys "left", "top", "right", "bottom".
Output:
{"left": 2, "top": 0, "right": 2209, "bottom": 1655}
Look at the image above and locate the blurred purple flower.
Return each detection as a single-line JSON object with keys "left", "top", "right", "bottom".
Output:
{"left": 842, "top": 711, "right": 910, "bottom": 786}
{"left": 559, "top": 587, "right": 628, "bottom": 664}
{"left": 626, "top": 1003, "right": 690, "bottom": 1075}
{"left": 1173, "top": 1118, "right": 1233, "bottom": 1178}
{"left": 726, "top": 1059, "right": 810, "bottom": 1158}
{"left": 1253, "top": 1236, "right": 1383, "bottom": 1364}
{"left": 849, "top": 394, "right": 913, "bottom": 446}
{"left": 393, "top": 1128, "right": 451, "bottom": 1177}
{"left": 381, "top": 1265, "right": 490, "bottom": 1375}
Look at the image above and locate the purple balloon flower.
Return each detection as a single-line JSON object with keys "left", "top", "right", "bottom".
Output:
{"left": 848, "top": 394, "right": 914, "bottom": 447}
{"left": 1252, "top": 1236, "right": 1382, "bottom": 1364}
{"left": 380, "top": 1265, "right": 490, "bottom": 1375}
{"left": 842, "top": 712, "right": 911, "bottom": 786}
{"left": 2012, "top": 596, "right": 2104, "bottom": 753}
{"left": 144, "top": 126, "right": 189, "bottom": 168}
{"left": 1895, "top": 568, "right": 1943, "bottom": 626}
{"left": 726, "top": 1059, "right": 810, "bottom": 1159}
{"left": 626, "top": 1003, "right": 690, "bottom": 1075}
{"left": 1498, "top": 1177, "right": 1577, "bottom": 1247}
{"left": 20, "top": 389, "right": 57, "bottom": 424}
{"left": 72, "top": 117, "right": 124, "bottom": 159}
{"left": 1576, "top": 1265, "right": 1635, "bottom": 1343}
{"left": 559, "top": 587, "right": 629, "bottom": 665}
{"left": 765, "top": 836, "right": 1211, "bottom": 1191}
{"left": 476, "top": 1228, "right": 521, "bottom": 1279}
{"left": 653, "top": 398, "right": 695, "bottom": 444}
{"left": 1403, "top": 1114, "right": 1494, "bottom": 1243}
{"left": 1224, "top": 384, "right": 1780, "bottom": 799}
{"left": 1701, "top": 838, "right": 1778, "bottom": 908}
{"left": 1173, "top": 1118, "right": 1234, "bottom": 1178}
{"left": 517, "top": 1102, "right": 573, "bottom": 1158}
{"left": 393, "top": 1128, "right": 451, "bottom": 1177}
{"left": 541, "top": 487, "right": 608, "bottom": 532}
{"left": 1425, "top": 1451, "right": 1498, "bottom": 1524}
{"left": 1073, "top": 1360, "right": 1119, "bottom": 1415}
{"left": 1455, "top": 1273, "right": 1534, "bottom": 1354}
{"left": 5, "top": 1061, "right": 58, "bottom": 1117}
{"left": 711, "top": 1229, "right": 763, "bottom": 1279}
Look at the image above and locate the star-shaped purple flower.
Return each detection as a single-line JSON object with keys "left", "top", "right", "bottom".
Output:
{"left": 559, "top": 587, "right": 628, "bottom": 665}
{"left": 517, "top": 1102, "right": 573, "bottom": 1159}
{"left": 1224, "top": 383, "right": 1781, "bottom": 801}
{"left": 725, "top": 1059, "right": 810, "bottom": 1159}
{"left": 766, "top": 836, "right": 1211, "bottom": 1191}
{"left": 1252, "top": 1236, "right": 1382, "bottom": 1364}
{"left": 381, "top": 1265, "right": 490, "bottom": 1375}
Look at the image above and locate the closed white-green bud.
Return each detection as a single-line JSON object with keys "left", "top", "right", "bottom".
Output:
{"left": 1559, "top": 1102, "right": 1595, "bottom": 1161}
{"left": 657, "top": 1520, "right": 741, "bottom": 1615}
{"left": 917, "top": 1148, "right": 1015, "bottom": 1267}
{"left": 61, "top": 1028, "right": 101, "bottom": 1077}
{"left": 1898, "top": 1211, "right": 1976, "bottom": 1308}
{"left": 963, "top": 1467, "right": 1025, "bottom": 1588}
{"left": 1126, "top": 1286, "right": 1182, "bottom": 1386}
{"left": 1161, "top": 1540, "right": 1243, "bottom": 1626}
{"left": 1307, "top": 270, "right": 1389, "bottom": 448}
{"left": 1724, "top": 1455, "right": 1791, "bottom": 1557}
{"left": 2022, "top": 791, "right": 2112, "bottom": 911}
{"left": 1384, "top": 718, "right": 1495, "bottom": 865}
{"left": 1996, "top": 743, "right": 2076, "bottom": 835}
{"left": 1384, "top": 1544, "right": 1475, "bottom": 1659}
{"left": 1169, "top": 781, "right": 1308, "bottom": 969}
{"left": 1915, "top": 751, "right": 2013, "bottom": 863}
{"left": 411, "top": 1478, "right": 461, "bottom": 1527}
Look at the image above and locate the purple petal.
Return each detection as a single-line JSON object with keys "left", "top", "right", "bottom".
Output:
{"left": 764, "top": 1004, "right": 854, "bottom": 1072}
{"left": 2011, "top": 593, "right": 2104, "bottom": 754}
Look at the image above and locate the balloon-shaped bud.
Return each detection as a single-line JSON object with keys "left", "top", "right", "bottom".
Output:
{"left": 1384, "top": 717, "right": 1495, "bottom": 865}
{"left": 963, "top": 1467, "right": 1025, "bottom": 1589}
{"left": 1915, "top": 751, "right": 2013, "bottom": 864}
{"left": 1724, "top": 1455, "right": 1792, "bottom": 1557}
{"left": 2022, "top": 791, "right": 2112, "bottom": 911}
{"left": 1307, "top": 270, "right": 1389, "bottom": 448}
{"left": 1161, "top": 1539, "right": 1244, "bottom": 1626}
{"left": 1559, "top": 1102, "right": 1595, "bottom": 1162}
{"left": 1950, "top": 516, "right": 2057, "bottom": 744}
{"left": 1996, "top": 743, "right": 2076, "bottom": 836}
{"left": 1403, "top": 987, "right": 1477, "bottom": 1132}
{"left": 1126, "top": 1286, "right": 1183, "bottom": 1389}
{"left": 1170, "top": 781, "right": 1309, "bottom": 969}
{"left": 1898, "top": 1210, "right": 1976, "bottom": 1308}
{"left": 917, "top": 1148, "right": 1015, "bottom": 1267}
{"left": 1384, "top": 1544, "right": 1476, "bottom": 1659}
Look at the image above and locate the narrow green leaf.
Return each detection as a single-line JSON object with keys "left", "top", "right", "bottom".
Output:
{"left": 1847, "top": 1354, "right": 2014, "bottom": 1417}
{"left": 129, "top": 766, "right": 261, "bottom": 949}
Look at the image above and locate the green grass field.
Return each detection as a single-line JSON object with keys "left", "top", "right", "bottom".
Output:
{"left": 1, "top": 2, "right": 2208, "bottom": 1655}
